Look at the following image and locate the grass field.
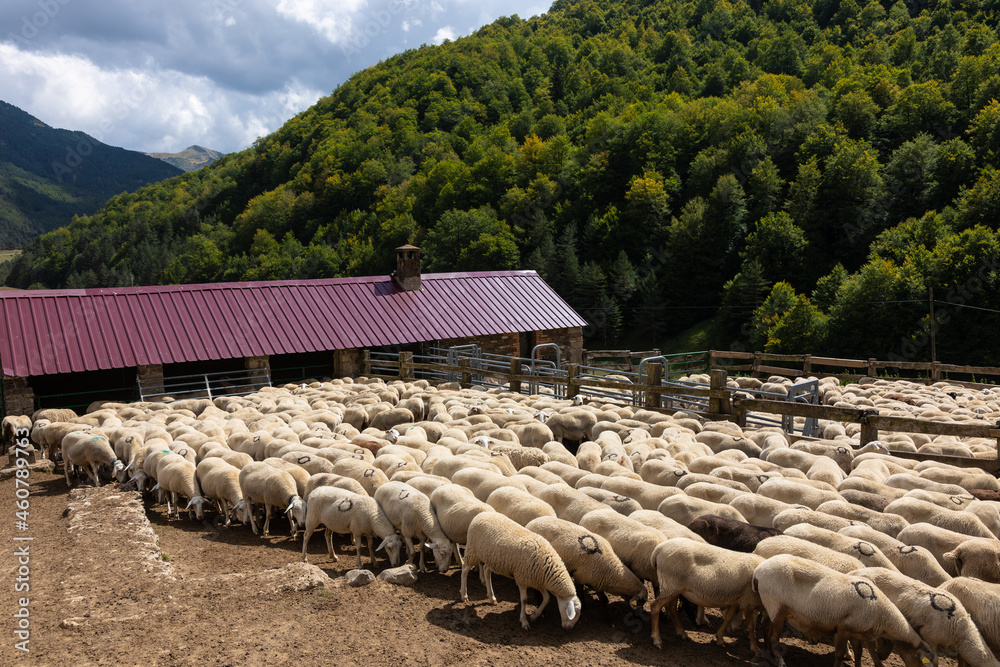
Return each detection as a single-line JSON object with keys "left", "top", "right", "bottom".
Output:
{"left": 0, "top": 249, "right": 21, "bottom": 263}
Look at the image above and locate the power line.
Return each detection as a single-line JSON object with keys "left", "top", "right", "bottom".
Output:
{"left": 935, "top": 300, "right": 1000, "bottom": 314}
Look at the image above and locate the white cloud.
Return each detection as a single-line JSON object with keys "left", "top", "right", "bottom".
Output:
{"left": 0, "top": 42, "right": 322, "bottom": 153}
{"left": 274, "top": 0, "right": 366, "bottom": 44}
{"left": 432, "top": 25, "right": 455, "bottom": 44}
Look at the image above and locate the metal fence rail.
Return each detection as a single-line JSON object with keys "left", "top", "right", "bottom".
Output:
{"left": 137, "top": 368, "right": 271, "bottom": 402}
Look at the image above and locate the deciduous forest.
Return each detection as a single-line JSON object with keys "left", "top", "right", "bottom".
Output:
{"left": 8, "top": 0, "right": 1000, "bottom": 364}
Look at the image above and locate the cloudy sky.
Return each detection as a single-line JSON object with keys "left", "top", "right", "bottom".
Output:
{"left": 0, "top": 0, "right": 550, "bottom": 155}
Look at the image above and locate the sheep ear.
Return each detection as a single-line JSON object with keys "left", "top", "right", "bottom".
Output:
{"left": 566, "top": 600, "right": 577, "bottom": 620}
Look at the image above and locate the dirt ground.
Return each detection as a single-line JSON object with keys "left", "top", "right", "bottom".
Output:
{"left": 1, "top": 470, "right": 954, "bottom": 667}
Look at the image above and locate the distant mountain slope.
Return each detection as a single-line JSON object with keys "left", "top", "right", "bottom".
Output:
{"left": 146, "top": 145, "right": 223, "bottom": 172}
{"left": 0, "top": 101, "right": 183, "bottom": 248}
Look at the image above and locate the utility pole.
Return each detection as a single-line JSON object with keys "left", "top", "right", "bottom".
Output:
{"left": 929, "top": 287, "right": 936, "bottom": 363}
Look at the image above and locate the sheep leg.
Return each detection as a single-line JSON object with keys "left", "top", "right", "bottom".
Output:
{"left": 247, "top": 501, "right": 259, "bottom": 535}
{"left": 766, "top": 607, "right": 790, "bottom": 667}
{"left": 743, "top": 607, "right": 762, "bottom": 657}
{"left": 529, "top": 589, "right": 551, "bottom": 622}
{"left": 715, "top": 605, "right": 740, "bottom": 647}
{"left": 262, "top": 504, "right": 272, "bottom": 537}
{"left": 89, "top": 462, "right": 102, "bottom": 487}
{"left": 366, "top": 535, "right": 378, "bottom": 566}
{"left": 649, "top": 593, "right": 678, "bottom": 648}
{"left": 300, "top": 525, "right": 315, "bottom": 562}
{"left": 484, "top": 566, "right": 497, "bottom": 604}
{"left": 63, "top": 459, "right": 73, "bottom": 487}
{"left": 833, "top": 629, "right": 850, "bottom": 667}
{"left": 221, "top": 500, "right": 231, "bottom": 527}
{"left": 353, "top": 533, "right": 363, "bottom": 569}
{"left": 453, "top": 543, "right": 464, "bottom": 567}
{"left": 460, "top": 561, "right": 471, "bottom": 602}
{"left": 403, "top": 536, "right": 415, "bottom": 564}
{"left": 324, "top": 529, "right": 336, "bottom": 560}
{"left": 518, "top": 585, "right": 532, "bottom": 629}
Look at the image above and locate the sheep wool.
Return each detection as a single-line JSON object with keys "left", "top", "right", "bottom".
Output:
{"left": 461, "top": 512, "right": 581, "bottom": 630}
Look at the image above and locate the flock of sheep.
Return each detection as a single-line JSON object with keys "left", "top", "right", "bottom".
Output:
{"left": 11, "top": 372, "right": 1000, "bottom": 667}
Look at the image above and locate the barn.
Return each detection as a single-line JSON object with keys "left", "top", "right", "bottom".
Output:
{"left": 0, "top": 246, "right": 586, "bottom": 416}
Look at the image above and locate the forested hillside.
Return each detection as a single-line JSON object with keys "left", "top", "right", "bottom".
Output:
{"left": 8, "top": 0, "right": 1000, "bottom": 364}
{"left": 0, "top": 102, "right": 183, "bottom": 248}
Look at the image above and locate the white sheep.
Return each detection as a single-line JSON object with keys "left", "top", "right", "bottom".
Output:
{"left": 781, "top": 523, "right": 899, "bottom": 571}
{"left": 154, "top": 453, "right": 210, "bottom": 520}
{"left": 753, "top": 535, "right": 865, "bottom": 574}
{"left": 61, "top": 431, "right": 124, "bottom": 487}
{"left": 657, "top": 494, "right": 746, "bottom": 526}
{"left": 486, "top": 486, "right": 556, "bottom": 526}
{"left": 237, "top": 461, "right": 306, "bottom": 537}
{"left": 430, "top": 483, "right": 495, "bottom": 567}
{"left": 940, "top": 576, "right": 1000, "bottom": 658}
{"left": 838, "top": 525, "right": 951, "bottom": 586}
{"left": 898, "top": 522, "right": 980, "bottom": 575}
{"left": 851, "top": 567, "right": 999, "bottom": 667}
{"left": 815, "top": 499, "right": 909, "bottom": 538}
{"left": 943, "top": 538, "right": 1000, "bottom": 583}
{"left": 195, "top": 458, "right": 244, "bottom": 525}
{"left": 579, "top": 508, "right": 666, "bottom": 585}
{"left": 649, "top": 538, "right": 764, "bottom": 656}
{"left": 526, "top": 516, "right": 646, "bottom": 608}
{"left": 536, "top": 484, "right": 611, "bottom": 523}
{"left": 885, "top": 496, "right": 996, "bottom": 539}
{"left": 299, "top": 486, "right": 403, "bottom": 568}
{"left": 460, "top": 512, "right": 582, "bottom": 630}
{"left": 333, "top": 457, "right": 390, "bottom": 495}
{"left": 374, "top": 481, "right": 452, "bottom": 573}
{"left": 752, "top": 554, "right": 934, "bottom": 667}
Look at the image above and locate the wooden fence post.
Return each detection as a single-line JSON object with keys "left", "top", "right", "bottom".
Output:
{"left": 399, "top": 351, "right": 413, "bottom": 380}
{"left": 509, "top": 358, "right": 522, "bottom": 393}
{"left": 859, "top": 409, "right": 879, "bottom": 444}
{"left": 459, "top": 358, "right": 472, "bottom": 388}
{"left": 732, "top": 397, "right": 748, "bottom": 428}
{"left": 362, "top": 349, "right": 371, "bottom": 376}
{"left": 867, "top": 358, "right": 878, "bottom": 379}
{"left": 566, "top": 364, "right": 580, "bottom": 399}
{"left": 752, "top": 352, "right": 762, "bottom": 378}
{"left": 803, "top": 354, "right": 812, "bottom": 375}
{"left": 709, "top": 368, "right": 729, "bottom": 415}
{"left": 644, "top": 362, "right": 662, "bottom": 409}
{"left": 931, "top": 361, "right": 941, "bottom": 382}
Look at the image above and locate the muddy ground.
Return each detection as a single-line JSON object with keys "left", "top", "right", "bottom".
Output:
{"left": 1, "top": 470, "right": 950, "bottom": 666}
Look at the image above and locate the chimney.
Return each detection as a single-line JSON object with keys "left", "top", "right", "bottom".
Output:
{"left": 393, "top": 244, "right": 421, "bottom": 291}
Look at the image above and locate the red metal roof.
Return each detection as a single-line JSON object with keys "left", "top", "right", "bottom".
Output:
{"left": 0, "top": 271, "right": 587, "bottom": 377}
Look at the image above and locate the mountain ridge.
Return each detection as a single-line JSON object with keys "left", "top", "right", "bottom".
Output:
{"left": 0, "top": 101, "right": 183, "bottom": 248}
{"left": 146, "top": 145, "right": 224, "bottom": 172}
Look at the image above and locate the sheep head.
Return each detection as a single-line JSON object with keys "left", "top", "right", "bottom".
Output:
{"left": 427, "top": 537, "right": 453, "bottom": 573}
{"left": 111, "top": 459, "right": 126, "bottom": 481}
{"left": 377, "top": 535, "right": 404, "bottom": 566}
{"left": 233, "top": 499, "right": 251, "bottom": 525}
{"left": 285, "top": 496, "right": 307, "bottom": 530}
{"left": 184, "top": 495, "right": 209, "bottom": 520}
{"left": 557, "top": 594, "right": 582, "bottom": 629}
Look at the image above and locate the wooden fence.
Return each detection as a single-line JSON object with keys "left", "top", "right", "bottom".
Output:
{"left": 361, "top": 350, "right": 1000, "bottom": 471}
{"left": 710, "top": 350, "right": 1000, "bottom": 385}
